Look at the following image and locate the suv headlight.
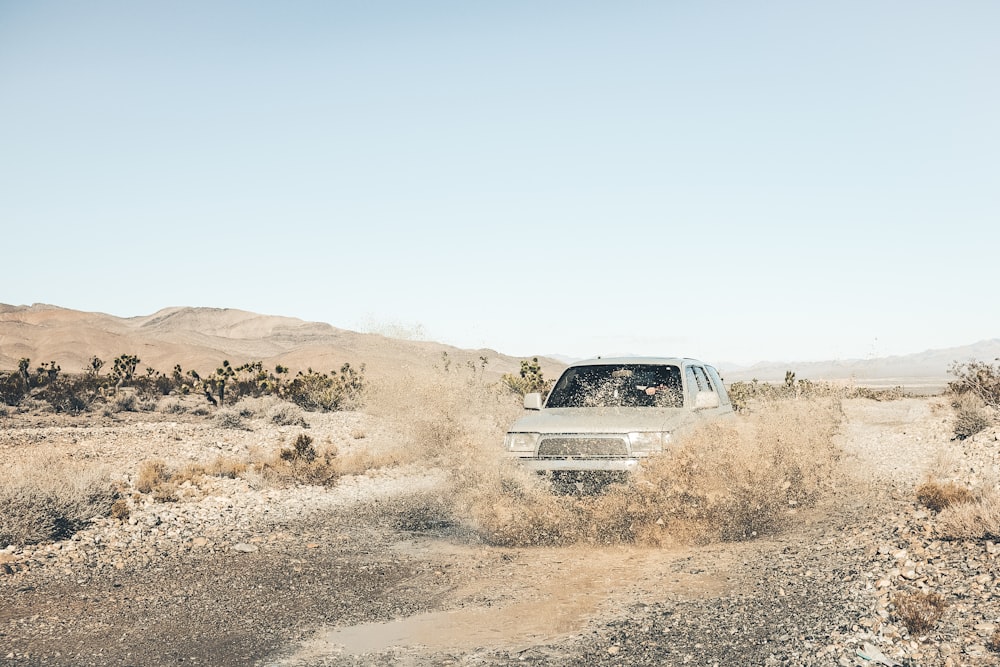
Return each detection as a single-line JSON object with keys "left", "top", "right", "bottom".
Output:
{"left": 628, "top": 431, "right": 670, "bottom": 453}
{"left": 504, "top": 432, "right": 539, "bottom": 453}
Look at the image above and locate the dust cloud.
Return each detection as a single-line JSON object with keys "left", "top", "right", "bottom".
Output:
{"left": 363, "top": 368, "right": 843, "bottom": 547}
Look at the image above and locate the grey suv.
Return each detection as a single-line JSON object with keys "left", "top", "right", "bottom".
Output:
{"left": 504, "top": 357, "right": 732, "bottom": 483}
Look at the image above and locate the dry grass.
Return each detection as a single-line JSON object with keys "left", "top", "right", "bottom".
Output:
{"left": 135, "top": 456, "right": 249, "bottom": 501}
{"left": 0, "top": 453, "right": 118, "bottom": 546}
{"left": 893, "top": 591, "right": 947, "bottom": 635}
{"left": 935, "top": 489, "right": 1000, "bottom": 540}
{"left": 916, "top": 479, "right": 976, "bottom": 512}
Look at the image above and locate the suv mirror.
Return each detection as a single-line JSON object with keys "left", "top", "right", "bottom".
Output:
{"left": 694, "top": 391, "right": 720, "bottom": 410}
{"left": 523, "top": 393, "right": 543, "bottom": 410}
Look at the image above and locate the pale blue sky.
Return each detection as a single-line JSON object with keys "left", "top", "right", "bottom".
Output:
{"left": 2, "top": 1, "right": 997, "bottom": 364}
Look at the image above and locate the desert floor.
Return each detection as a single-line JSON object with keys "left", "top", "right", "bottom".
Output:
{"left": 1, "top": 394, "right": 999, "bottom": 667}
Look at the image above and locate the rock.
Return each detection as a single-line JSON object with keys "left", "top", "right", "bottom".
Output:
{"left": 231, "top": 543, "right": 258, "bottom": 553}
{"left": 974, "top": 622, "right": 997, "bottom": 637}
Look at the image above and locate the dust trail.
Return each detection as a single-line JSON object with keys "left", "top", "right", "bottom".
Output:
{"left": 365, "top": 369, "right": 843, "bottom": 546}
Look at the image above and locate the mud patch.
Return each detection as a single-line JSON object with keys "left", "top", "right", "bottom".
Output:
{"left": 274, "top": 541, "right": 733, "bottom": 663}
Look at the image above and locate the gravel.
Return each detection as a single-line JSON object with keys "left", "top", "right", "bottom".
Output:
{"left": 2, "top": 396, "right": 1000, "bottom": 666}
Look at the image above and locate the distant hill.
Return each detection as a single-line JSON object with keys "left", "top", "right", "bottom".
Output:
{"left": 0, "top": 304, "right": 564, "bottom": 381}
{"left": 2, "top": 303, "right": 993, "bottom": 390}
{"left": 719, "top": 339, "right": 1000, "bottom": 388}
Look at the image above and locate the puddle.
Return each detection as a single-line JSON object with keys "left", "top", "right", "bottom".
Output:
{"left": 290, "top": 561, "right": 609, "bottom": 658}
{"left": 276, "top": 543, "right": 732, "bottom": 662}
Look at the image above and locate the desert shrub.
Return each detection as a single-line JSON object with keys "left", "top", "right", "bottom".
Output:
{"left": 500, "top": 357, "right": 552, "bottom": 397}
{"left": 161, "top": 400, "right": 187, "bottom": 414}
{"left": 728, "top": 376, "right": 897, "bottom": 412}
{"left": 214, "top": 408, "right": 250, "bottom": 430}
{"left": 935, "top": 490, "right": 1000, "bottom": 540}
{"left": 135, "top": 459, "right": 171, "bottom": 494}
{"left": 917, "top": 479, "right": 976, "bottom": 512}
{"left": 281, "top": 433, "right": 318, "bottom": 462}
{"left": 949, "top": 359, "right": 1000, "bottom": 408}
{"left": 256, "top": 433, "right": 340, "bottom": 486}
{"left": 952, "top": 393, "right": 990, "bottom": 439}
{"left": 35, "top": 374, "right": 104, "bottom": 414}
{"left": 135, "top": 459, "right": 180, "bottom": 501}
{"left": 893, "top": 591, "right": 947, "bottom": 635}
{"left": 112, "top": 393, "right": 138, "bottom": 413}
{"left": 848, "top": 385, "right": 905, "bottom": 401}
{"left": 266, "top": 401, "right": 307, "bottom": 427}
{"left": 726, "top": 375, "right": 831, "bottom": 411}
{"left": 0, "top": 455, "right": 118, "bottom": 546}
{"left": 285, "top": 363, "right": 366, "bottom": 412}
{"left": 0, "top": 371, "right": 29, "bottom": 406}
{"left": 205, "top": 456, "right": 247, "bottom": 479}
{"left": 172, "top": 456, "right": 248, "bottom": 485}
{"left": 109, "top": 498, "right": 130, "bottom": 521}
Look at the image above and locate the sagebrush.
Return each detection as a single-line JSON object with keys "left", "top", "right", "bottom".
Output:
{"left": 0, "top": 454, "right": 118, "bottom": 546}
{"left": 893, "top": 591, "right": 947, "bottom": 635}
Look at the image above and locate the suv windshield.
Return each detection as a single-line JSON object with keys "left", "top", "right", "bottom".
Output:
{"left": 545, "top": 364, "right": 684, "bottom": 409}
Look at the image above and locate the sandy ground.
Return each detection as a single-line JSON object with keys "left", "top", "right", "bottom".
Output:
{"left": 2, "top": 396, "right": 999, "bottom": 666}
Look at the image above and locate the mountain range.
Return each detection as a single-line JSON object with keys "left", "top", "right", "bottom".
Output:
{"left": 1, "top": 303, "right": 995, "bottom": 388}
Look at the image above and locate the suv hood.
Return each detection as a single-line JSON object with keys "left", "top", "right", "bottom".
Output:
{"left": 508, "top": 407, "right": 694, "bottom": 434}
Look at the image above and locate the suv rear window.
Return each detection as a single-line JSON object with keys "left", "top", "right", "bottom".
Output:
{"left": 546, "top": 364, "right": 683, "bottom": 408}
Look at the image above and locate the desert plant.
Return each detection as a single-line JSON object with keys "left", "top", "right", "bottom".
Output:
{"left": 214, "top": 407, "right": 249, "bottom": 430}
{"left": 917, "top": 479, "right": 976, "bottom": 512}
{"left": 136, "top": 459, "right": 171, "bottom": 494}
{"left": 86, "top": 356, "right": 104, "bottom": 375}
{"left": 110, "top": 354, "right": 140, "bottom": 391}
{"left": 893, "top": 591, "right": 947, "bottom": 635}
{"left": 112, "top": 392, "right": 138, "bottom": 413}
{"left": 949, "top": 359, "right": 1000, "bottom": 408}
{"left": 109, "top": 499, "right": 130, "bottom": 521}
{"left": 266, "top": 401, "right": 307, "bottom": 427}
{"left": 36, "top": 374, "right": 102, "bottom": 413}
{"left": 161, "top": 400, "right": 187, "bottom": 414}
{"left": 935, "top": 490, "right": 1000, "bottom": 540}
{"left": 848, "top": 385, "right": 905, "bottom": 401}
{"left": 0, "top": 371, "right": 29, "bottom": 406}
{"left": 500, "top": 357, "right": 551, "bottom": 397}
{"left": 256, "top": 433, "right": 340, "bottom": 486}
{"left": 952, "top": 393, "right": 990, "bottom": 439}
{"left": 285, "top": 363, "right": 366, "bottom": 412}
{"left": 281, "top": 433, "right": 318, "bottom": 462}
{"left": 0, "top": 455, "right": 118, "bottom": 546}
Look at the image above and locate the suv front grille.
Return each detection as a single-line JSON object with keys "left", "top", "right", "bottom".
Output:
{"left": 536, "top": 436, "right": 629, "bottom": 458}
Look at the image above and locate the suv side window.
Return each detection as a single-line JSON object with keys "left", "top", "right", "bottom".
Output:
{"left": 706, "top": 366, "right": 731, "bottom": 406}
{"left": 684, "top": 366, "right": 699, "bottom": 404}
{"left": 685, "top": 365, "right": 712, "bottom": 405}
{"left": 691, "top": 366, "right": 711, "bottom": 392}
